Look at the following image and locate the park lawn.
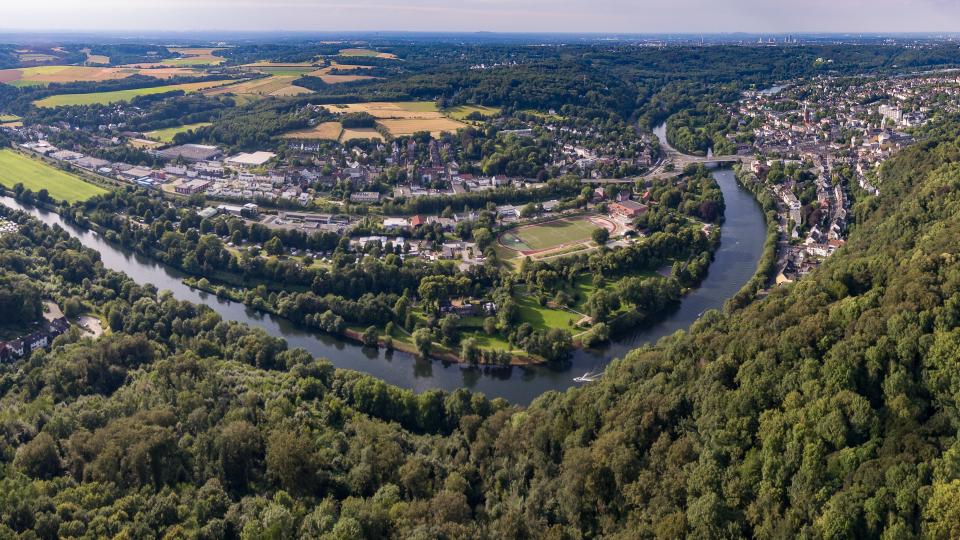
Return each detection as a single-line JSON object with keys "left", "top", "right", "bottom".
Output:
{"left": 33, "top": 80, "right": 233, "bottom": 107}
{"left": 0, "top": 149, "right": 107, "bottom": 203}
{"left": 445, "top": 105, "right": 501, "bottom": 121}
{"left": 516, "top": 294, "right": 579, "bottom": 331}
{"left": 144, "top": 122, "right": 212, "bottom": 143}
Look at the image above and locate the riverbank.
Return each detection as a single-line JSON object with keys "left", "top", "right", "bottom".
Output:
{"left": 0, "top": 166, "right": 767, "bottom": 405}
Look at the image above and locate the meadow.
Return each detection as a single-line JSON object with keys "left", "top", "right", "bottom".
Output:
{"left": 162, "top": 48, "right": 226, "bottom": 66}
{"left": 306, "top": 62, "right": 377, "bottom": 84}
{"left": 376, "top": 117, "right": 466, "bottom": 137}
{"left": 33, "top": 80, "right": 233, "bottom": 107}
{"left": 0, "top": 149, "right": 107, "bottom": 203}
{"left": 445, "top": 104, "right": 501, "bottom": 120}
{"left": 144, "top": 122, "right": 212, "bottom": 143}
{"left": 338, "top": 48, "right": 397, "bottom": 59}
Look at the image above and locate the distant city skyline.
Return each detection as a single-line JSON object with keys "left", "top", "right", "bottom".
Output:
{"left": 4, "top": 0, "right": 960, "bottom": 34}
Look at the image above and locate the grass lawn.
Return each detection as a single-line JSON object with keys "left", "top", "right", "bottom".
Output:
{"left": 33, "top": 80, "right": 233, "bottom": 107}
{"left": 516, "top": 294, "right": 579, "bottom": 331}
{"left": 145, "top": 122, "right": 212, "bottom": 143}
{"left": 0, "top": 149, "right": 108, "bottom": 203}
{"left": 445, "top": 104, "right": 501, "bottom": 121}
{"left": 500, "top": 217, "right": 601, "bottom": 252}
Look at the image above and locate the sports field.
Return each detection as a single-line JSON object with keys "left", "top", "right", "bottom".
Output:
{"left": 0, "top": 150, "right": 107, "bottom": 203}
{"left": 33, "top": 80, "right": 234, "bottom": 107}
{"left": 144, "top": 122, "right": 212, "bottom": 143}
{"left": 498, "top": 215, "right": 619, "bottom": 257}
{"left": 500, "top": 217, "right": 602, "bottom": 252}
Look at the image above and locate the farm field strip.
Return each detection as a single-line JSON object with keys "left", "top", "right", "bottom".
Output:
{"left": 376, "top": 117, "right": 466, "bottom": 137}
{"left": 0, "top": 149, "right": 108, "bottom": 203}
{"left": 0, "top": 65, "right": 202, "bottom": 87}
{"left": 33, "top": 80, "right": 235, "bottom": 107}
{"left": 339, "top": 128, "right": 384, "bottom": 142}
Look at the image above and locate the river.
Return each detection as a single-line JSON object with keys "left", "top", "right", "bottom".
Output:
{"left": 0, "top": 163, "right": 765, "bottom": 406}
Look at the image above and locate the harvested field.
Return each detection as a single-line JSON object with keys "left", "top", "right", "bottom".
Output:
{"left": 0, "top": 65, "right": 200, "bottom": 87}
{"left": 128, "top": 138, "right": 165, "bottom": 150}
{"left": 205, "top": 76, "right": 311, "bottom": 97}
{"left": 321, "top": 101, "right": 443, "bottom": 119}
{"left": 306, "top": 62, "right": 377, "bottom": 84}
{"left": 81, "top": 48, "right": 110, "bottom": 65}
{"left": 282, "top": 122, "right": 343, "bottom": 140}
{"left": 376, "top": 117, "right": 466, "bottom": 137}
{"left": 34, "top": 80, "right": 234, "bottom": 107}
{"left": 340, "top": 128, "right": 385, "bottom": 142}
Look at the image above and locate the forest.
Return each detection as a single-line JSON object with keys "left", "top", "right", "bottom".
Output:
{"left": 3, "top": 114, "right": 960, "bottom": 538}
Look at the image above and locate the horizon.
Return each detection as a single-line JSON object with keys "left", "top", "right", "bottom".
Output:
{"left": 5, "top": 0, "right": 960, "bottom": 34}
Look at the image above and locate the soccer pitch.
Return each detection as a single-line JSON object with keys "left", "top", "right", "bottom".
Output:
{"left": 500, "top": 217, "right": 603, "bottom": 252}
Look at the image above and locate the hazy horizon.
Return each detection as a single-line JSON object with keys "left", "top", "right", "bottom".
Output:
{"left": 5, "top": 0, "right": 960, "bottom": 34}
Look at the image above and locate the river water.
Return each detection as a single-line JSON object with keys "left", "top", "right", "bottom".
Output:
{"left": 0, "top": 167, "right": 765, "bottom": 405}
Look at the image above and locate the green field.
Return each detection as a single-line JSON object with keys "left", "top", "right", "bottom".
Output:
{"left": 0, "top": 114, "right": 20, "bottom": 122}
{"left": 144, "top": 122, "right": 212, "bottom": 143}
{"left": 0, "top": 150, "right": 108, "bottom": 202}
{"left": 445, "top": 104, "right": 501, "bottom": 121}
{"left": 517, "top": 295, "right": 579, "bottom": 331}
{"left": 33, "top": 80, "right": 233, "bottom": 108}
{"left": 500, "top": 217, "right": 602, "bottom": 252}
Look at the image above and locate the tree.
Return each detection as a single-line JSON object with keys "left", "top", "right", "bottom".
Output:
{"left": 264, "top": 237, "right": 283, "bottom": 256}
{"left": 592, "top": 227, "right": 610, "bottom": 246}
{"left": 266, "top": 430, "right": 317, "bottom": 495}
{"left": 461, "top": 337, "right": 480, "bottom": 363}
{"left": 217, "top": 421, "right": 263, "bottom": 492}
{"left": 413, "top": 328, "right": 433, "bottom": 358}
{"left": 14, "top": 432, "right": 62, "bottom": 479}
{"left": 362, "top": 325, "right": 379, "bottom": 347}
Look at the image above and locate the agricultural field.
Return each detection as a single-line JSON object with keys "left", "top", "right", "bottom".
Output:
{"left": 377, "top": 117, "right": 466, "bottom": 137}
{"left": 33, "top": 80, "right": 234, "bottom": 107}
{"left": 0, "top": 65, "right": 199, "bottom": 87}
{"left": 306, "top": 62, "right": 377, "bottom": 84}
{"left": 163, "top": 47, "right": 226, "bottom": 66}
{"left": 321, "top": 101, "right": 467, "bottom": 138}
{"left": 81, "top": 48, "right": 110, "bottom": 65}
{"left": 339, "top": 128, "right": 385, "bottom": 142}
{"left": 498, "top": 215, "right": 615, "bottom": 254}
{"left": 281, "top": 121, "right": 343, "bottom": 141}
{"left": 0, "top": 114, "right": 20, "bottom": 122}
{"left": 338, "top": 48, "right": 397, "bottom": 59}
{"left": 445, "top": 104, "right": 501, "bottom": 121}
{"left": 0, "top": 149, "right": 107, "bottom": 203}
{"left": 128, "top": 138, "right": 165, "bottom": 150}
{"left": 205, "top": 76, "right": 311, "bottom": 98}
{"left": 144, "top": 122, "right": 212, "bottom": 143}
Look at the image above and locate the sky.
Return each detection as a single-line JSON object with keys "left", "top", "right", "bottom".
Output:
{"left": 4, "top": 0, "right": 960, "bottom": 34}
